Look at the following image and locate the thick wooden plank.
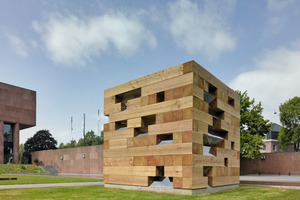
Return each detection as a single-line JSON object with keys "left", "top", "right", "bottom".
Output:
{"left": 210, "top": 147, "right": 237, "bottom": 158}
{"left": 127, "top": 135, "right": 156, "bottom": 147}
{"left": 104, "top": 157, "right": 133, "bottom": 166}
{"left": 104, "top": 143, "right": 192, "bottom": 158}
{"left": 109, "top": 139, "right": 127, "bottom": 149}
{"left": 148, "top": 119, "right": 193, "bottom": 135}
{"left": 104, "top": 166, "right": 157, "bottom": 176}
{"left": 208, "top": 166, "right": 239, "bottom": 177}
{"left": 193, "top": 108, "right": 213, "bottom": 126}
{"left": 104, "top": 63, "right": 184, "bottom": 98}
{"left": 165, "top": 166, "right": 183, "bottom": 177}
{"left": 127, "top": 98, "right": 141, "bottom": 110}
{"left": 104, "top": 102, "right": 121, "bottom": 116}
{"left": 128, "top": 117, "right": 143, "bottom": 128}
{"left": 193, "top": 155, "right": 225, "bottom": 167}
{"left": 208, "top": 176, "right": 239, "bottom": 187}
{"left": 104, "top": 128, "right": 135, "bottom": 140}
{"left": 109, "top": 96, "right": 193, "bottom": 122}
{"left": 142, "top": 72, "right": 193, "bottom": 96}
{"left": 193, "top": 85, "right": 204, "bottom": 100}
{"left": 133, "top": 156, "right": 148, "bottom": 166}
{"left": 107, "top": 175, "right": 149, "bottom": 186}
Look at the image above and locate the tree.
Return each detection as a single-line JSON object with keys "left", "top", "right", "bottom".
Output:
{"left": 76, "top": 130, "right": 103, "bottom": 147}
{"left": 58, "top": 140, "right": 77, "bottom": 149}
{"left": 278, "top": 96, "right": 300, "bottom": 151}
{"left": 23, "top": 130, "right": 57, "bottom": 163}
{"left": 238, "top": 91, "right": 271, "bottom": 159}
{"left": 19, "top": 144, "right": 28, "bottom": 164}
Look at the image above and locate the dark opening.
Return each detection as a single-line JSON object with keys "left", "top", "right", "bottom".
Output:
{"left": 134, "top": 115, "right": 156, "bottom": 137}
{"left": 203, "top": 166, "right": 212, "bottom": 177}
{"left": 157, "top": 133, "right": 173, "bottom": 145}
{"left": 156, "top": 166, "right": 164, "bottom": 177}
{"left": 156, "top": 91, "right": 165, "bottom": 103}
{"left": 224, "top": 158, "right": 228, "bottom": 167}
{"left": 231, "top": 141, "right": 235, "bottom": 150}
{"left": 209, "top": 108, "right": 224, "bottom": 120}
{"left": 115, "top": 88, "right": 141, "bottom": 111}
{"left": 208, "top": 84, "right": 217, "bottom": 95}
{"left": 208, "top": 126, "right": 227, "bottom": 139}
{"left": 228, "top": 96, "right": 234, "bottom": 107}
{"left": 115, "top": 120, "right": 127, "bottom": 130}
{"left": 4, "top": 123, "right": 14, "bottom": 164}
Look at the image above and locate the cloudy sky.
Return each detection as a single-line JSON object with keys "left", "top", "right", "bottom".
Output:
{"left": 1, "top": 0, "right": 299, "bottom": 145}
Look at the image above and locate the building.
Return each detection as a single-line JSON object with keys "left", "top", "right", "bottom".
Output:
{"left": 103, "top": 61, "right": 240, "bottom": 195}
{"left": 261, "top": 123, "right": 282, "bottom": 153}
{"left": 0, "top": 82, "right": 36, "bottom": 164}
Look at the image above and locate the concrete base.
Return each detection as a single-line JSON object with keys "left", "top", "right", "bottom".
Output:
{"left": 104, "top": 184, "right": 239, "bottom": 195}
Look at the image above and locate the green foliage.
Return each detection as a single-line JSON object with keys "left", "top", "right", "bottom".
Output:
{"left": 0, "top": 164, "right": 46, "bottom": 174}
{"left": 0, "top": 174, "right": 100, "bottom": 185}
{"left": 238, "top": 91, "right": 271, "bottom": 159}
{"left": 58, "top": 130, "right": 103, "bottom": 148}
{"left": 278, "top": 96, "right": 300, "bottom": 151}
{"left": 19, "top": 144, "right": 28, "bottom": 164}
{"left": 77, "top": 130, "right": 103, "bottom": 147}
{"left": 23, "top": 130, "right": 57, "bottom": 163}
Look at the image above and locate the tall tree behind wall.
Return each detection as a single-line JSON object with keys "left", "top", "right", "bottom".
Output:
{"left": 238, "top": 91, "right": 271, "bottom": 159}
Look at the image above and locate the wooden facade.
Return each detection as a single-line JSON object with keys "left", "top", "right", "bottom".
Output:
{"left": 103, "top": 61, "right": 240, "bottom": 190}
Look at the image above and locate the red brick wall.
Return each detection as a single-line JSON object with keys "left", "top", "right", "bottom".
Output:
{"left": 241, "top": 152, "right": 300, "bottom": 175}
{"left": 31, "top": 145, "right": 103, "bottom": 175}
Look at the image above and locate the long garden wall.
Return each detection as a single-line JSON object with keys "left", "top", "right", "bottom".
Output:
{"left": 31, "top": 145, "right": 103, "bottom": 175}
{"left": 241, "top": 152, "right": 300, "bottom": 175}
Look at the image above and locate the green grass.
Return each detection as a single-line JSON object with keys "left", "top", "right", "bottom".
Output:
{"left": 0, "top": 175, "right": 101, "bottom": 185}
{"left": 0, "top": 186, "right": 300, "bottom": 200}
{"left": 0, "top": 164, "right": 46, "bottom": 174}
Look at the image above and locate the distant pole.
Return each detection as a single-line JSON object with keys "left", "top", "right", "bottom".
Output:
{"left": 71, "top": 116, "right": 73, "bottom": 148}
{"left": 98, "top": 109, "right": 100, "bottom": 145}
{"left": 83, "top": 113, "right": 85, "bottom": 146}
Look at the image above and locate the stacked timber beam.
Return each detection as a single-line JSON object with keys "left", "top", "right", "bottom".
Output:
{"left": 103, "top": 60, "right": 240, "bottom": 191}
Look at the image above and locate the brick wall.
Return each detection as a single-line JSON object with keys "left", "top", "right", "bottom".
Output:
{"left": 241, "top": 152, "right": 300, "bottom": 175}
{"left": 31, "top": 145, "right": 103, "bottom": 175}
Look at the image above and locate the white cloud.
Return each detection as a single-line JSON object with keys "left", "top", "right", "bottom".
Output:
{"left": 229, "top": 41, "right": 300, "bottom": 124}
{"left": 33, "top": 12, "right": 157, "bottom": 66}
{"left": 168, "top": 0, "right": 236, "bottom": 60}
{"left": 6, "top": 33, "right": 28, "bottom": 57}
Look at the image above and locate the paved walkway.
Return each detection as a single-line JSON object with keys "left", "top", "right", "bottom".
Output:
{"left": 240, "top": 175, "right": 300, "bottom": 189}
{"left": 0, "top": 182, "right": 103, "bottom": 190}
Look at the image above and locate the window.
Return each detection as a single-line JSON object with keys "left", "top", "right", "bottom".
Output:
{"left": 228, "top": 96, "right": 235, "bottom": 107}
{"left": 262, "top": 145, "right": 266, "bottom": 150}
{"left": 273, "top": 145, "right": 277, "bottom": 151}
{"left": 224, "top": 158, "right": 228, "bottom": 167}
{"left": 156, "top": 91, "right": 165, "bottom": 103}
{"left": 115, "top": 120, "right": 127, "bottom": 130}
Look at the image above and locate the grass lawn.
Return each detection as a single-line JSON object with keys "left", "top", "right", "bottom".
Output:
{"left": 0, "top": 164, "right": 46, "bottom": 174}
{"left": 0, "top": 186, "right": 300, "bottom": 200}
{"left": 0, "top": 175, "right": 101, "bottom": 185}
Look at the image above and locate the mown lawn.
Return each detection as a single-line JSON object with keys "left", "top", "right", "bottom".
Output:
{"left": 0, "top": 164, "right": 46, "bottom": 174}
{"left": 0, "top": 175, "right": 101, "bottom": 185}
{"left": 0, "top": 185, "right": 300, "bottom": 200}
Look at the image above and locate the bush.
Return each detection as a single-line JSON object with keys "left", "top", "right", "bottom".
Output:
{"left": 33, "top": 158, "right": 39, "bottom": 164}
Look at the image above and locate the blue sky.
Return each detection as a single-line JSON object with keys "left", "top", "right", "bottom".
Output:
{"left": 1, "top": 0, "right": 299, "bottom": 145}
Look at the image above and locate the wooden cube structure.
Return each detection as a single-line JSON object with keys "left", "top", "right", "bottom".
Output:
{"left": 103, "top": 61, "right": 240, "bottom": 192}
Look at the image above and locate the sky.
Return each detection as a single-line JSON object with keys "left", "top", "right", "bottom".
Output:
{"left": 0, "top": 0, "right": 299, "bottom": 145}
